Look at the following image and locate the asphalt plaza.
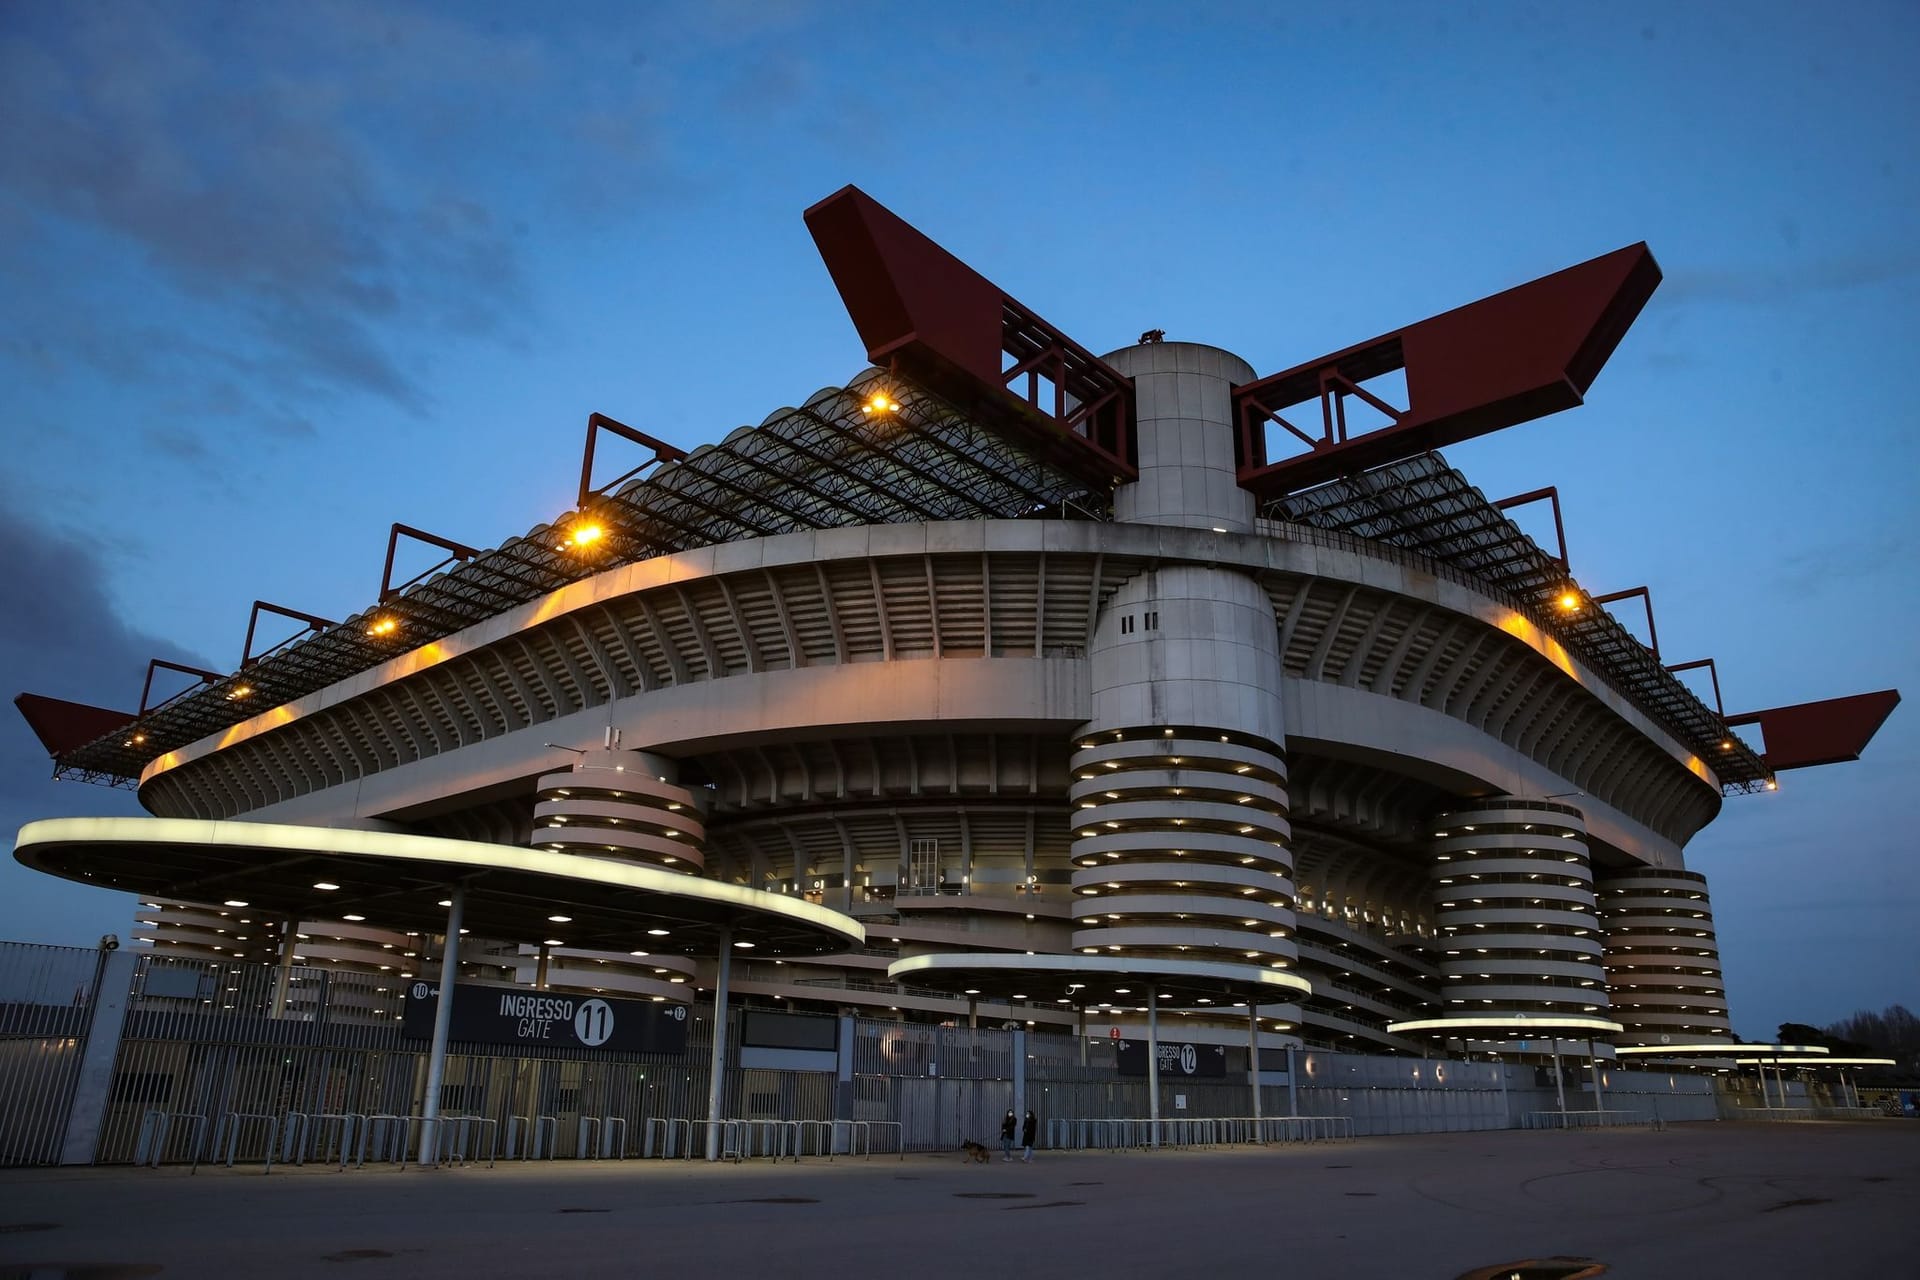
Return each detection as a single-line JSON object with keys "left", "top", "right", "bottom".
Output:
{"left": 2, "top": 1122, "right": 1915, "bottom": 1280}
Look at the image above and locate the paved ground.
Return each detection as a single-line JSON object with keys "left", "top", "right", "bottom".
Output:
{"left": 2, "top": 1122, "right": 1916, "bottom": 1279}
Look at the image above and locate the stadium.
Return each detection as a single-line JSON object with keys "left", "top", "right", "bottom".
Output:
{"left": 8, "top": 186, "right": 1902, "bottom": 1161}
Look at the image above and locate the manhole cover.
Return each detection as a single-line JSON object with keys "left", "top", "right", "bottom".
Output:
{"left": 557, "top": 1208, "right": 609, "bottom": 1214}
{"left": 1002, "top": 1200, "right": 1084, "bottom": 1211}
{"left": 725, "top": 1197, "right": 819, "bottom": 1205}
{"left": 1068, "top": 1181, "right": 1103, "bottom": 1186}
{"left": 0, "top": 1225, "right": 59, "bottom": 1235}
{"left": 954, "top": 1192, "right": 1034, "bottom": 1200}
{"left": 1343, "top": 1192, "right": 1377, "bottom": 1197}
{"left": 322, "top": 1249, "right": 395, "bottom": 1262}
{"left": 1455, "top": 1260, "right": 1605, "bottom": 1280}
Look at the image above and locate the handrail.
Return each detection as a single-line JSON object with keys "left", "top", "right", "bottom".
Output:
{"left": 1043, "top": 1114, "right": 1352, "bottom": 1151}
{"left": 216, "top": 1112, "right": 280, "bottom": 1172}
{"left": 355, "top": 1114, "right": 424, "bottom": 1168}
{"left": 438, "top": 1115, "right": 498, "bottom": 1167}
{"left": 1520, "top": 1109, "right": 1649, "bottom": 1130}
{"left": 136, "top": 1110, "right": 208, "bottom": 1170}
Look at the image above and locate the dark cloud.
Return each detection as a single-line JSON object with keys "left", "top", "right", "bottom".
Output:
{"left": 0, "top": 481, "right": 217, "bottom": 945}
{"left": 1660, "top": 250, "right": 1920, "bottom": 307}
{"left": 0, "top": 4, "right": 538, "bottom": 417}
{"left": 1769, "top": 531, "right": 1911, "bottom": 597}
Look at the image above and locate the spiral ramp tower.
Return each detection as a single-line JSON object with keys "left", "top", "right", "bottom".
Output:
{"left": 1597, "top": 868, "right": 1735, "bottom": 1047}
{"left": 1409, "top": 799, "right": 1621, "bottom": 1048}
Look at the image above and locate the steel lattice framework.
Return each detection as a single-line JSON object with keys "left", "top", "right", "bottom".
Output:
{"left": 49, "top": 370, "right": 1108, "bottom": 787}
{"left": 1267, "top": 454, "right": 1771, "bottom": 792}
{"left": 38, "top": 184, "right": 1879, "bottom": 801}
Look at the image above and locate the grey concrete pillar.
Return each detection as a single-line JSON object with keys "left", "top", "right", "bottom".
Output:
{"left": 58, "top": 949, "right": 138, "bottom": 1165}
{"left": 705, "top": 929, "right": 732, "bottom": 1161}
{"left": 1012, "top": 1027, "right": 1027, "bottom": 1133}
{"left": 834, "top": 1014, "right": 854, "bottom": 1155}
{"left": 1147, "top": 990, "right": 1160, "bottom": 1147}
{"left": 417, "top": 885, "right": 464, "bottom": 1166}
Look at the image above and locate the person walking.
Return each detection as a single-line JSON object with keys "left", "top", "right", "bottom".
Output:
{"left": 1000, "top": 1108, "right": 1017, "bottom": 1161}
{"left": 1020, "top": 1109, "right": 1037, "bottom": 1162}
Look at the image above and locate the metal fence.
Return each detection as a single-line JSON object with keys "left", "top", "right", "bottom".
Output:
{"left": 0, "top": 941, "right": 1851, "bottom": 1168}
{"left": 0, "top": 943, "right": 105, "bottom": 1166}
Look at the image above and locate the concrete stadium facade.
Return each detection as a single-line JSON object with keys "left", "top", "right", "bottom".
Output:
{"left": 116, "top": 338, "right": 1741, "bottom": 1061}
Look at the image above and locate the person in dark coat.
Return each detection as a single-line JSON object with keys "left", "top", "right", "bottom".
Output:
{"left": 1000, "top": 1109, "right": 1017, "bottom": 1161}
{"left": 1020, "top": 1109, "right": 1037, "bottom": 1162}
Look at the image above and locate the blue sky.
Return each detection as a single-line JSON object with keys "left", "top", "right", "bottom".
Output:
{"left": 1, "top": 1, "right": 1913, "bottom": 1039}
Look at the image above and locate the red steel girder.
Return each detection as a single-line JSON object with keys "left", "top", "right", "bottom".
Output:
{"left": 579, "top": 412, "right": 688, "bottom": 510}
{"left": 1725, "top": 689, "right": 1901, "bottom": 772}
{"left": 804, "top": 184, "right": 1136, "bottom": 487}
{"left": 1235, "top": 243, "right": 1662, "bottom": 497}
{"left": 14, "top": 692, "right": 137, "bottom": 758}
{"left": 240, "top": 600, "right": 338, "bottom": 670}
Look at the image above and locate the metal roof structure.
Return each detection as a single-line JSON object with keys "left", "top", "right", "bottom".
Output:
{"left": 41, "top": 368, "right": 1110, "bottom": 787}
{"left": 40, "top": 374, "right": 1763, "bottom": 799}
{"left": 22, "top": 184, "right": 1804, "bottom": 801}
{"left": 1268, "top": 453, "right": 1772, "bottom": 793}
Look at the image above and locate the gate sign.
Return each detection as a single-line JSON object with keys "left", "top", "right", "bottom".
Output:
{"left": 1114, "top": 1038, "right": 1227, "bottom": 1078}
{"left": 402, "top": 982, "right": 689, "bottom": 1055}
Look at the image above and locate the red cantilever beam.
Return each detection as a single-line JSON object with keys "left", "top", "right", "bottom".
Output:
{"left": 14, "top": 692, "right": 137, "bottom": 758}
{"left": 1235, "top": 243, "right": 1662, "bottom": 497}
{"left": 1724, "top": 689, "right": 1901, "bottom": 772}
{"left": 804, "top": 184, "right": 1136, "bottom": 485}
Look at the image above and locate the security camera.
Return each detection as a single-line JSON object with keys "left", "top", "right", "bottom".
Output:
{"left": 98, "top": 933, "right": 120, "bottom": 951}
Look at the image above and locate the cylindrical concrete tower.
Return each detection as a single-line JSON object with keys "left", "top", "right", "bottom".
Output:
{"left": 1429, "top": 800, "right": 1612, "bottom": 1029}
{"left": 532, "top": 749, "right": 710, "bottom": 872}
{"left": 1596, "top": 868, "right": 1735, "bottom": 1046}
{"left": 1067, "top": 342, "right": 1298, "bottom": 975}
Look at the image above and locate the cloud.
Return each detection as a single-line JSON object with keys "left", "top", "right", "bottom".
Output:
{"left": 1660, "top": 250, "right": 1920, "bottom": 307}
{"left": 0, "top": 478, "right": 218, "bottom": 945}
{"left": 1768, "top": 531, "right": 1912, "bottom": 597}
{"left": 0, "top": 3, "right": 539, "bottom": 417}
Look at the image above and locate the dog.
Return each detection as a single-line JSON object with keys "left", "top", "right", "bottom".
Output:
{"left": 960, "top": 1139, "right": 992, "bottom": 1164}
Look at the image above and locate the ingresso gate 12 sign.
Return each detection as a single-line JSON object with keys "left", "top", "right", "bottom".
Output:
{"left": 401, "top": 981, "right": 689, "bottom": 1055}
{"left": 1114, "top": 1038, "right": 1228, "bottom": 1078}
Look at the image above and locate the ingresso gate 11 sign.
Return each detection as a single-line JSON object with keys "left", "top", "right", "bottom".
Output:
{"left": 401, "top": 981, "right": 689, "bottom": 1055}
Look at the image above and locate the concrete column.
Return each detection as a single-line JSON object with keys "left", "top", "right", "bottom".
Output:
{"left": 1147, "top": 990, "right": 1160, "bottom": 1148}
{"left": 269, "top": 919, "right": 298, "bottom": 1017}
{"left": 1248, "top": 1007, "right": 1263, "bottom": 1130}
{"left": 705, "top": 928, "right": 732, "bottom": 1161}
{"left": 1012, "top": 1027, "right": 1027, "bottom": 1135}
{"left": 1587, "top": 1039, "right": 1605, "bottom": 1112}
{"left": 834, "top": 1014, "right": 854, "bottom": 1156}
{"left": 1073, "top": 341, "right": 1295, "bottom": 984}
{"left": 57, "top": 948, "right": 138, "bottom": 1165}
{"left": 1552, "top": 1046, "right": 1567, "bottom": 1112}
{"left": 417, "top": 885, "right": 464, "bottom": 1166}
